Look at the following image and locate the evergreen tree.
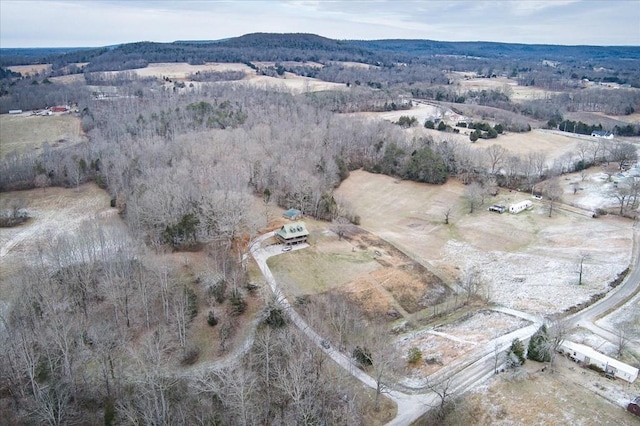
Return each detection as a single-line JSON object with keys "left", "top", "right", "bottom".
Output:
{"left": 527, "top": 325, "right": 551, "bottom": 362}
{"left": 506, "top": 338, "right": 526, "bottom": 368}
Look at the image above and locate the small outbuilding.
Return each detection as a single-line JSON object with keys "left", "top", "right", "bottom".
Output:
{"left": 559, "top": 340, "right": 638, "bottom": 383}
{"left": 283, "top": 208, "right": 303, "bottom": 221}
{"left": 275, "top": 221, "right": 309, "bottom": 246}
{"left": 509, "top": 200, "right": 533, "bottom": 214}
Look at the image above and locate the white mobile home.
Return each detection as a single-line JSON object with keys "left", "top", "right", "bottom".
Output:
{"left": 509, "top": 200, "right": 533, "bottom": 214}
{"left": 559, "top": 340, "right": 638, "bottom": 383}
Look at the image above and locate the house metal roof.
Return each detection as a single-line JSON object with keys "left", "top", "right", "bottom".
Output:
{"left": 275, "top": 221, "right": 309, "bottom": 239}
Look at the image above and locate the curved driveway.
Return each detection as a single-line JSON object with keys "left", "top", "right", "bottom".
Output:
{"left": 250, "top": 224, "right": 640, "bottom": 425}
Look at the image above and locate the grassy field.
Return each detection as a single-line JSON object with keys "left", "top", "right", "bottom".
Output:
{"left": 428, "top": 356, "right": 640, "bottom": 425}
{"left": 335, "top": 170, "right": 633, "bottom": 316}
{"left": 0, "top": 113, "right": 85, "bottom": 157}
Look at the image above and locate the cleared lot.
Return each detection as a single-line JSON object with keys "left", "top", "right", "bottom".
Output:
{"left": 0, "top": 183, "right": 123, "bottom": 301}
{"left": 335, "top": 170, "right": 633, "bottom": 316}
{"left": 0, "top": 113, "right": 86, "bottom": 157}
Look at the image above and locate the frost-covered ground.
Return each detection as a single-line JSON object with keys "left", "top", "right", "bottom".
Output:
{"left": 564, "top": 164, "right": 640, "bottom": 213}
{"left": 597, "top": 291, "right": 640, "bottom": 344}
{"left": 0, "top": 184, "right": 132, "bottom": 303}
{"left": 396, "top": 310, "right": 529, "bottom": 377}
{"left": 441, "top": 227, "right": 631, "bottom": 316}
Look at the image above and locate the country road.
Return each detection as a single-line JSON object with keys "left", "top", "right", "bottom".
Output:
{"left": 250, "top": 224, "right": 640, "bottom": 425}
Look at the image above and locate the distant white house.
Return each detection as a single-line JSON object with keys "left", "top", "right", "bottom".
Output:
{"left": 591, "top": 130, "right": 613, "bottom": 139}
{"left": 559, "top": 340, "right": 638, "bottom": 383}
{"left": 509, "top": 200, "right": 533, "bottom": 214}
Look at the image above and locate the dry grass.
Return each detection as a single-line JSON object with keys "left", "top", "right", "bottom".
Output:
{"left": 0, "top": 183, "right": 118, "bottom": 301}
{"left": 267, "top": 221, "right": 449, "bottom": 318}
{"left": 452, "top": 75, "right": 563, "bottom": 101}
{"left": 132, "top": 62, "right": 254, "bottom": 80}
{"left": 335, "top": 170, "right": 633, "bottom": 315}
{"left": 0, "top": 113, "right": 85, "bottom": 157}
{"left": 6, "top": 64, "right": 52, "bottom": 76}
{"left": 437, "top": 357, "right": 640, "bottom": 425}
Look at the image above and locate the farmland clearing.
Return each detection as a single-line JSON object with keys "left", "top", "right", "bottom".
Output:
{"left": 445, "top": 355, "right": 639, "bottom": 426}
{"left": 0, "top": 113, "right": 86, "bottom": 157}
{"left": 0, "top": 183, "right": 126, "bottom": 302}
{"left": 334, "top": 170, "right": 634, "bottom": 316}
{"left": 449, "top": 73, "right": 563, "bottom": 102}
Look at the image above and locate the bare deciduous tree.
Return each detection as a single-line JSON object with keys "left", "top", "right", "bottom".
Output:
{"left": 545, "top": 176, "right": 563, "bottom": 217}
{"left": 465, "top": 182, "right": 485, "bottom": 213}
{"left": 486, "top": 144, "right": 508, "bottom": 175}
{"left": 616, "top": 326, "right": 630, "bottom": 358}
{"left": 34, "top": 173, "right": 51, "bottom": 193}
{"left": 444, "top": 207, "right": 452, "bottom": 225}
{"left": 425, "top": 377, "right": 456, "bottom": 421}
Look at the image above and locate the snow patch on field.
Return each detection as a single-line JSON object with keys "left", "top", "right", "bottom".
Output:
{"left": 597, "top": 291, "right": 640, "bottom": 343}
{"left": 441, "top": 238, "right": 628, "bottom": 316}
{"left": 396, "top": 310, "right": 530, "bottom": 382}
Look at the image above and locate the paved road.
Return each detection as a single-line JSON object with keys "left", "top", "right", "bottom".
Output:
{"left": 250, "top": 223, "right": 640, "bottom": 425}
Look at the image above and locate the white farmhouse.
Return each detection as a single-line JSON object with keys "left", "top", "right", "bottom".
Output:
{"left": 509, "top": 200, "right": 533, "bottom": 214}
{"left": 559, "top": 340, "right": 638, "bottom": 383}
{"left": 591, "top": 130, "right": 613, "bottom": 139}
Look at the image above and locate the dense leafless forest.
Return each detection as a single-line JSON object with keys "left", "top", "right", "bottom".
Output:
{"left": 1, "top": 34, "right": 639, "bottom": 424}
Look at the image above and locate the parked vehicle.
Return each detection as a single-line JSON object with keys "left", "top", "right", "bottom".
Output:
{"left": 488, "top": 205, "right": 506, "bottom": 213}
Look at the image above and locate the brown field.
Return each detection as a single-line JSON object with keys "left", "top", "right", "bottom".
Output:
{"left": 132, "top": 62, "right": 254, "bottom": 80}
{"left": 80, "top": 62, "right": 347, "bottom": 93}
{"left": 7, "top": 64, "right": 52, "bottom": 76}
{"left": 0, "top": 113, "right": 86, "bottom": 157}
{"left": 436, "top": 355, "right": 640, "bottom": 426}
{"left": 240, "top": 73, "right": 347, "bottom": 93}
{"left": 334, "top": 170, "right": 633, "bottom": 316}
{"left": 268, "top": 222, "right": 450, "bottom": 318}
{"left": 453, "top": 75, "right": 563, "bottom": 101}
{"left": 0, "top": 184, "right": 119, "bottom": 300}
{"left": 348, "top": 103, "right": 592, "bottom": 162}
{"left": 399, "top": 310, "right": 530, "bottom": 376}
{"left": 327, "top": 61, "right": 378, "bottom": 69}
{"left": 251, "top": 61, "right": 323, "bottom": 68}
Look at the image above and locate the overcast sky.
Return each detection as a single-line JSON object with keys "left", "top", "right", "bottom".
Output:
{"left": 1, "top": 0, "right": 639, "bottom": 48}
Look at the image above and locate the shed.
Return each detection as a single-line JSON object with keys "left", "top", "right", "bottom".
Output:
{"left": 275, "top": 221, "right": 309, "bottom": 246}
{"left": 559, "top": 340, "right": 638, "bottom": 383}
{"left": 509, "top": 200, "right": 533, "bottom": 214}
{"left": 283, "top": 208, "right": 303, "bottom": 220}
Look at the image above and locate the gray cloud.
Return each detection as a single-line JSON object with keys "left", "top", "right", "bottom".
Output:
{"left": 1, "top": 0, "right": 638, "bottom": 47}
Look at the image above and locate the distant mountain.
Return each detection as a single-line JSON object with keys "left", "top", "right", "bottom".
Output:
{"left": 348, "top": 39, "right": 640, "bottom": 61}
{"left": 2, "top": 33, "right": 639, "bottom": 71}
